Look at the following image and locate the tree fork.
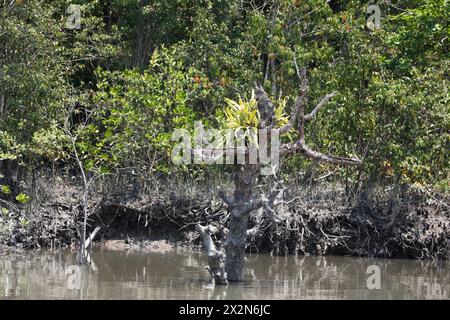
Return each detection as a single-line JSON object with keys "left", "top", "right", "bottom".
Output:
{"left": 197, "top": 73, "right": 362, "bottom": 284}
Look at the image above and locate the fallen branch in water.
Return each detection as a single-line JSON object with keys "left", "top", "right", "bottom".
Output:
{"left": 84, "top": 226, "right": 101, "bottom": 250}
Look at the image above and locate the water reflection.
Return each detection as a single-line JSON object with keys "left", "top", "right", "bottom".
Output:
{"left": 0, "top": 247, "right": 448, "bottom": 299}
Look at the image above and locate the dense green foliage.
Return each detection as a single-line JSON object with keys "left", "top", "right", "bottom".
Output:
{"left": 0, "top": 0, "right": 449, "bottom": 194}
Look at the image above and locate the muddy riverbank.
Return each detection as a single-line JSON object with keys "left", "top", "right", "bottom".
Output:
{"left": 1, "top": 175, "right": 449, "bottom": 260}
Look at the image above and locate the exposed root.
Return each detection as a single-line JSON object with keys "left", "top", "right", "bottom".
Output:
{"left": 196, "top": 225, "right": 227, "bottom": 285}
{"left": 1, "top": 175, "right": 448, "bottom": 261}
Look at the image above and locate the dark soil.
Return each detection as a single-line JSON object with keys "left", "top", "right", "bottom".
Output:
{"left": 1, "top": 175, "right": 449, "bottom": 260}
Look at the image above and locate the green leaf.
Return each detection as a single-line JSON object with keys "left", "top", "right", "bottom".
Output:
{"left": 16, "top": 193, "right": 31, "bottom": 204}
{"left": 0, "top": 185, "right": 12, "bottom": 195}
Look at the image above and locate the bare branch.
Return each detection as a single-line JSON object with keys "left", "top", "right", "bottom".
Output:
{"left": 279, "top": 95, "right": 302, "bottom": 134}
{"left": 264, "top": 205, "right": 281, "bottom": 224}
{"left": 246, "top": 227, "right": 259, "bottom": 238}
{"left": 246, "top": 207, "right": 263, "bottom": 238}
{"left": 246, "top": 197, "right": 281, "bottom": 240}
{"left": 304, "top": 92, "right": 337, "bottom": 122}
{"left": 267, "top": 185, "right": 285, "bottom": 207}
{"left": 281, "top": 140, "right": 362, "bottom": 166}
{"left": 280, "top": 63, "right": 308, "bottom": 135}
{"left": 279, "top": 62, "right": 362, "bottom": 167}
{"left": 292, "top": 52, "right": 304, "bottom": 83}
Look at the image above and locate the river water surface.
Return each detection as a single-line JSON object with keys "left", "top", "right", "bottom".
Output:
{"left": 0, "top": 247, "right": 449, "bottom": 299}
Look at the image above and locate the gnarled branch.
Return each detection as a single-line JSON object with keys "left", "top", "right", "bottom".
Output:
{"left": 246, "top": 203, "right": 281, "bottom": 239}
{"left": 279, "top": 61, "right": 362, "bottom": 167}
{"left": 279, "top": 93, "right": 306, "bottom": 134}
{"left": 246, "top": 186, "right": 284, "bottom": 240}
{"left": 279, "top": 65, "right": 309, "bottom": 135}
{"left": 281, "top": 140, "right": 362, "bottom": 166}
{"left": 246, "top": 207, "right": 263, "bottom": 238}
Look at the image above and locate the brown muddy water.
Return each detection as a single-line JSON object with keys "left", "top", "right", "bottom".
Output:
{"left": 0, "top": 247, "right": 449, "bottom": 299}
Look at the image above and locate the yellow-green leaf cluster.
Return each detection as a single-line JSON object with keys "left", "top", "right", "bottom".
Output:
{"left": 224, "top": 91, "right": 260, "bottom": 129}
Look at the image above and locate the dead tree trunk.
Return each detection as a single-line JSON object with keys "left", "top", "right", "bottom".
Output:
{"left": 198, "top": 66, "right": 362, "bottom": 284}
{"left": 224, "top": 164, "right": 260, "bottom": 281}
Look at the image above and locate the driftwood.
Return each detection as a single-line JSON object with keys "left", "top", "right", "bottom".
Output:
{"left": 81, "top": 226, "right": 100, "bottom": 270}
{"left": 84, "top": 226, "right": 101, "bottom": 250}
